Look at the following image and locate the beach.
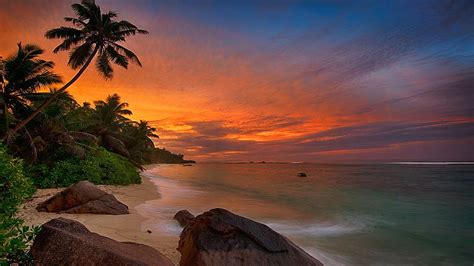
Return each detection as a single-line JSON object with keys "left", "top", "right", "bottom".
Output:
{"left": 18, "top": 173, "right": 181, "bottom": 265}
{"left": 141, "top": 163, "right": 474, "bottom": 265}
{"left": 18, "top": 163, "right": 474, "bottom": 265}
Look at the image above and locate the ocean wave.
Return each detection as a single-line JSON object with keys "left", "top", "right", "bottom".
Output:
{"left": 265, "top": 221, "right": 363, "bottom": 238}
{"left": 305, "top": 247, "right": 351, "bottom": 266}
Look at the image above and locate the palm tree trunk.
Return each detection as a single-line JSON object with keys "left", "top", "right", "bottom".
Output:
{"left": 23, "top": 127, "right": 37, "bottom": 163}
{"left": 5, "top": 46, "right": 99, "bottom": 139}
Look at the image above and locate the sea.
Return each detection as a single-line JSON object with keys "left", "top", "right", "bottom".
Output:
{"left": 138, "top": 162, "right": 474, "bottom": 265}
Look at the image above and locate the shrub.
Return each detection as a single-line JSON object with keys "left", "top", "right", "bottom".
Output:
{"left": 0, "top": 144, "right": 38, "bottom": 264}
{"left": 29, "top": 147, "right": 141, "bottom": 188}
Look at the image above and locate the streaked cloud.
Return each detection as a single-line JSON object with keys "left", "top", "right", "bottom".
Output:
{"left": 0, "top": 0, "right": 473, "bottom": 161}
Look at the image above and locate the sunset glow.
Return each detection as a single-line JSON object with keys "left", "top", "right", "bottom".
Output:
{"left": 1, "top": 0, "right": 472, "bottom": 161}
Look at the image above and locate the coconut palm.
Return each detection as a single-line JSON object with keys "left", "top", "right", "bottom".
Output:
{"left": 9, "top": 89, "right": 87, "bottom": 163}
{"left": 128, "top": 120, "right": 159, "bottom": 147}
{"left": 1, "top": 43, "right": 62, "bottom": 118}
{"left": 84, "top": 94, "right": 133, "bottom": 157}
{"left": 92, "top": 94, "right": 132, "bottom": 134}
{"left": 122, "top": 120, "right": 159, "bottom": 165}
{"left": 0, "top": 56, "right": 7, "bottom": 135}
{"left": 8, "top": 0, "right": 148, "bottom": 137}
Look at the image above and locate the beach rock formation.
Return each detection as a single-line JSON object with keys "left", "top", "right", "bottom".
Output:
{"left": 177, "top": 208, "right": 322, "bottom": 266}
{"left": 174, "top": 210, "right": 195, "bottom": 227}
{"left": 31, "top": 218, "right": 173, "bottom": 266}
{"left": 36, "top": 180, "right": 129, "bottom": 215}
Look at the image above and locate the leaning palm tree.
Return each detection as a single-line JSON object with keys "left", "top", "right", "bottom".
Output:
{"left": 0, "top": 43, "right": 62, "bottom": 138}
{"left": 7, "top": 0, "right": 147, "bottom": 137}
{"left": 1, "top": 43, "right": 62, "bottom": 117}
{"left": 0, "top": 56, "right": 7, "bottom": 134}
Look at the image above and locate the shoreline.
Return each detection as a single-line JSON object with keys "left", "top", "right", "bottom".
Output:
{"left": 18, "top": 173, "right": 181, "bottom": 264}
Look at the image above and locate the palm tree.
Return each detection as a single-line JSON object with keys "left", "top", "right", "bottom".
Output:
{"left": 122, "top": 120, "right": 159, "bottom": 164}
{"left": 88, "top": 94, "right": 133, "bottom": 157}
{"left": 7, "top": 0, "right": 147, "bottom": 137}
{"left": 93, "top": 94, "right": 132, "bottom": 134}
{"left": 0, "top": 56, "right": 7, "bottom": 135}
{"left": 9, "top": 90, "right": 86, "bottom": 164}
{"left": 28, "top": 89, "right": 79, "bottom": 123}
{"left": 131, "top": 120, "right": 159, "bottom": 147}
{"left": 1, "top": 43, "right": 62, "bottom": 118}
{"left": 0, "top": 44, "right": 62, "bottom": 138}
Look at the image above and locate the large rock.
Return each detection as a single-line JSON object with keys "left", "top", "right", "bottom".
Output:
{"left": 177, "top": 208, "right": 322, "bottom": 266}
{"left": 174, "top": 210, "right": 195, "bottom": 227}
{"left": 36, "top": 181, "right": 129, "bottom": 215}
{"left": 31, "top": 218, "right": 173, "bottom": 266}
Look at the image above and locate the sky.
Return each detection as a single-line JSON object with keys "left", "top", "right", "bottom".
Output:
{"left": 0, "top": 0, "right": 473, "bottom": 162}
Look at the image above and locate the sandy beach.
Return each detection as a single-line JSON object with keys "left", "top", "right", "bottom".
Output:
{"left": 17, "top": 174, "right": 181, "bottom": 265}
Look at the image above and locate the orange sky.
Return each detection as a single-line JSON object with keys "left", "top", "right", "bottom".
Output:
{"left": 1, "top": 0, "right": 473, "bottom": 161}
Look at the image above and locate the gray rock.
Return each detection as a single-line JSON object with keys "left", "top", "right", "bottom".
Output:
{"left": 173, "top": 210, "right": 195, "bottom": 227}
{"left": 178, "top": 208, "right": 322, "bottom": 266}
{"left": 31, "top": 218, "right": 173, "bottom": 266}
{"left": 36, "top": 181, "right": 129, "bottom": 215}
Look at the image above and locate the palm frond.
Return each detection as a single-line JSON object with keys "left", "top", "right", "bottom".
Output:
{"left": 109, "top": 43, "right": 142, "bottom": 66}
{"left": 64, "top": 17, "right": 86, "bottom": 27}
{"left": 96, "top": 49, "right": 113, "bottom": 79}
{"left": 71, "top": 3, "right": 91, "bottom": 21}
{"left": 105, "top": 46, "right": 128, "bottom": 69}
{"left": 53, "top": 36, "right": 86, "bottom": 53}
{"left": 68, "top": 42, "right": 94, "bottom": 69}
{"left": 45, "top": 27, "right": 84, "bottom": 40}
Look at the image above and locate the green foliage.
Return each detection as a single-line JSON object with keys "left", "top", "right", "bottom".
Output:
{"left": 1, "top": 43, "right": 62, "bottom": 119}
{"left": 148, "top": 147, "right": 195, "bottom": 164}
{"left": 0, "top": 144, "right": 38, "bottom": 265}
{"left": 0, "top": 219, "right": 40, "bottom": 265}
{"left": 29, "top": 147, "right": 141, "bottom": 188}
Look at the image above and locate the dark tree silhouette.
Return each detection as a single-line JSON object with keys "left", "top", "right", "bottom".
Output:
{"left": 7, "top": 0, "right": 147, "bottom": 138}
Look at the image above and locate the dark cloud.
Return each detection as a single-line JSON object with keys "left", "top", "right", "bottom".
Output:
{"left": 3, "top": 0, "right": 473, "bottom": 161}
{"left": 155, "top": 118, "right": 474, "bottom": 161}
{"left": 292, "top": 120, "right": 474, "bottom": 154}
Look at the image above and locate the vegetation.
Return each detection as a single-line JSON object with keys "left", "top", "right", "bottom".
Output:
{"left": 0, "top": 43, "right": 62, "bottom": 121}
{"left": 148, "top": 148, "right": 195, "bottom": 164}
{"left": 0, "top": 144, "right": 38, "bottom": 264}
{"left": 0, "top": 0, "right": 192, "bottom": 185}
{"left": 28, "top": 147, "right": 141, "bottom": 188}
{"left": 8, "top": 0, "right": 148, "bottom": 137}
{"left": 0, "top": 0, "right": 194, "bottom": 263}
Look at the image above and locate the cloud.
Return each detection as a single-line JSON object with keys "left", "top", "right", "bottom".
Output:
{"left": 154, "top": 118, "right": 474, "bottom": 161}
{"left": 1, "top": 0, "right": 473, "bottom": 161}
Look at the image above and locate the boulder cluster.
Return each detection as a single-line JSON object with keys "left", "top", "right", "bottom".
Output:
{"left": 32, "top": 181, "right": 322, "bottom": 265}
{"left": 36, "top": 181, "right": 129, "bottom": 215}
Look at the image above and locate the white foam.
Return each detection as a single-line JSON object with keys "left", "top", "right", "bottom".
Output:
{"left": 265, "top": 221, "right": 362, "bottom": 237}
{"left": 305, "top": 247, "right": 351, "bottom": 266}
{"left": 138, "top": 166, "right": 351, "bottom": 264}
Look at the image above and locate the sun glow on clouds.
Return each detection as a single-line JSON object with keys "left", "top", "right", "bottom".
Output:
{"left": 1, "top": 0, "right": 473, "bottom": 161}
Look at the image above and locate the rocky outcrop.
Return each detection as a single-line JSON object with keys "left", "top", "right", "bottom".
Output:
{"left": 174, "top": 210, "right": 195, "bottom": 227}
{"left": 31, "top": 218, "right": 173, "bottom": 266}
{"left": 69, "top": 131, "right": 99, "bottom": 145}
{"left": 177, "top": 208, "right": 322, "bottom": 266}
{"left": 36, "top": 180, "right": 129, "bottom": 215}
{"left": 102, "top": 135, "right": 130, "bottom": 158}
